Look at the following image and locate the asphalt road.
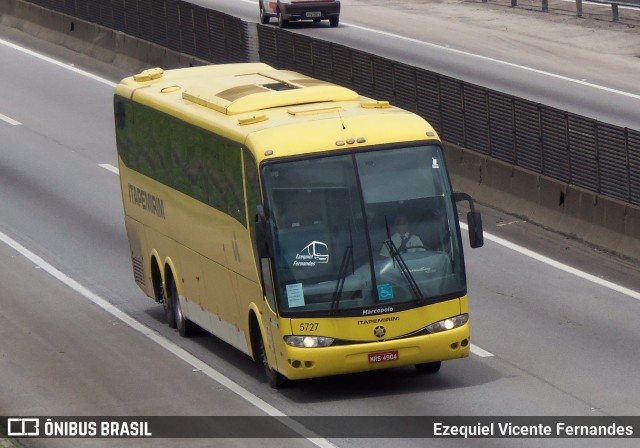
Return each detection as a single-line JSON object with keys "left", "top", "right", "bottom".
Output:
{"left": 1, "top": 5, "right": 640, "bottom": 448}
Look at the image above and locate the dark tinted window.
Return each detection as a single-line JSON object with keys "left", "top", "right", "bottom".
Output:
{"left": 115, "top": 97, "right": 246, "bottom": 226}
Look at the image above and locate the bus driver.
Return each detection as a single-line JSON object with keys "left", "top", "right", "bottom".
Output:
{"left": 380, "top": 215, "right": 425, "bottom": 257}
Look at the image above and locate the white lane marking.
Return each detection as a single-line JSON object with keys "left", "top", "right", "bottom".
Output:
{"left": 0, "top": 113, "right": 21, "bottom": 125}
{"left": 238, "top": 0, "right": 640, "bottom": 101}
{"left": 99, "top": 163, "right": 119, "bottom": 175}
{"left": 496, "top": 220, "right": 523, "bottom": 227}
{"left": 461, "top": 223, "right": 640, "bottom": 302}
{"left": 0, "top": 230, "right": 336, "bottom": 448}
{"left": 470, "top": 345, "right": 494, "bottom": 358}
{"left": 0, "top": 38, "right": 117, "bottom": 88}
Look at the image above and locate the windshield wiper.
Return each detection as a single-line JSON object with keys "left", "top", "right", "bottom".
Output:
{"left": 330, "top": 245, "right": 353, "bottom": 315}
{"left": 330, "top": 221, "right": 355, "bottom": 315}
{"left": 382, "top": 215, "right": 422, "bottom": 301}
{"left": 383, "top": 239, "right": 423, "bottom": 301}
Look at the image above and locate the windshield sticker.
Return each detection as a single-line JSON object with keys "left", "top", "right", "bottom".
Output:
{"left": 293, "top": 241, "right": 329, "bottom": 267}
{"left": 409, "top": 266, "right": 436, "bottom": 274}
{"left": 432, "top": 157, "right": 440, "bottom": 169}
{"left": 377, "top": 284, "right": 394, "bottom": 301}
{"left": 286, "top": 283, "right": 305, "bottom": 308}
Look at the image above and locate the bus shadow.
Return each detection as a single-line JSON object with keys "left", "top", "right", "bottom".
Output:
{"left": 143, "top": 305, "right": 264, "bottom": 363}
{"left": 278, "top": 359, "right": 502, "bottom": 404}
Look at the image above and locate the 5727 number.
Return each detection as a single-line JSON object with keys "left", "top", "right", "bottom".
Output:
{"left": 299, "top": 322, "right": 319, "bottom": 332}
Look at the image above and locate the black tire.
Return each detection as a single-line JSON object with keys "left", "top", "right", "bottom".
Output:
{"left": 169, "top": 280, "right": 196, "bottom": 337}
{"left": 259, "top": 3, "right": 270, "bottom": 24}
{"left": 329, "top": 16, "right": 339, "bottom": 27}
{"left": 415, "top": 361, "right": 442, "bottom": 374}
{"left": 258, "top": 334, "right": 287, "bottom": 389}
{"left": 164, "top": 282, "right": 177, "bottom": 329}
{"left": 277, "top": 10, "right": 288, "bottom": 28}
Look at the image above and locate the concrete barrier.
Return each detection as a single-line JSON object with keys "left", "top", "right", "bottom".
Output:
{"left": 0, "top": 0, "right": 207, "bottom": 73}
{"left": 3, "top": 0, "right": 639, "bottom": 263}
{"left": 443, "top": 142, "right": 640, "bottom": 261}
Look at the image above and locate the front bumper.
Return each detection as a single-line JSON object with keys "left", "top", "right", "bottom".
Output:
{"left": 282, "top": 2, "right": 341, "bottom": 21}
{"left": 278, "top": 322, "right": 470, "bottom": 380}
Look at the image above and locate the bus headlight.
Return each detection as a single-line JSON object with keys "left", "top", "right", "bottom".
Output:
{"left": 284, "top": 336, "right": 335, "bottom": 348}
{"left": 425, "top": 314, "right": 469, "bottom": 334}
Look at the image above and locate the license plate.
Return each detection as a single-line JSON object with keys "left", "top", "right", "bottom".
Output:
{"left": 368, "top": 350, "right": 398, "bottom": 364}
{"left": 306, "top": 11, "right": 322, "bottom": 18}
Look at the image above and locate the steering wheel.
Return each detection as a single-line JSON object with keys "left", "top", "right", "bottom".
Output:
{"left": 399, "top": 245, "right": 428, "bottom": 253}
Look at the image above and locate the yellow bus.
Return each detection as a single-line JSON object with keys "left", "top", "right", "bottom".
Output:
{"left": 114, "top": 63, "right": 484, "bottom": 388}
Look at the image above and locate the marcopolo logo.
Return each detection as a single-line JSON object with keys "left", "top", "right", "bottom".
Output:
{"left": 293, "top": 241, "right": 329, "bottom": 267}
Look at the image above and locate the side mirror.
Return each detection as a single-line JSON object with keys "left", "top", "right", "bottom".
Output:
{"left": 466, "top": 210, "right": 484, "bottom": 248}
{"left": 255, "top": 205, "right": 271, "bottom": 258}
{"left": 453, "top": 192, "right": 484, "bottom": 248}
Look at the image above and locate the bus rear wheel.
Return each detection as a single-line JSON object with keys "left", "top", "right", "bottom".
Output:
{"left": 415, "top": 361, "right": 441, "bottom": 374}
{"left": 169, "top": 280, "right": 196, "bottom": 337}
{"left": 258, "top": 335, "right": 287, "bottom": 389}
{"left": 164, "top": 282, "right": 177, "bottom": 329}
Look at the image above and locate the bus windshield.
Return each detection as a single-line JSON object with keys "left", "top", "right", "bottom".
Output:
{"left": 262, "top": 144, "right": 466, "bottom": 316}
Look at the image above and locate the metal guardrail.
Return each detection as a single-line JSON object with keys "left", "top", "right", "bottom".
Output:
{"left": 482, "top": 0, "right": 640, "bottom": 21}
{"left": 583, "top": 0, "right": 640, "bottom": 21}
{"left": 19, "top": 0, "right": 640, "bottom": 207}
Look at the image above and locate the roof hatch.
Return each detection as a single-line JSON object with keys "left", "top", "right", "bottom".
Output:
{"left": 182, "top": 71, "right": 358, "bottom": 115}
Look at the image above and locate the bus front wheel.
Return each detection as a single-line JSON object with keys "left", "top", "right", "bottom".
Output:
{"left": 415, "top": 361, "right": 441, "bottom": 374}
{"left": 258, "top": 335, "right": 287, "bottom": 389}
